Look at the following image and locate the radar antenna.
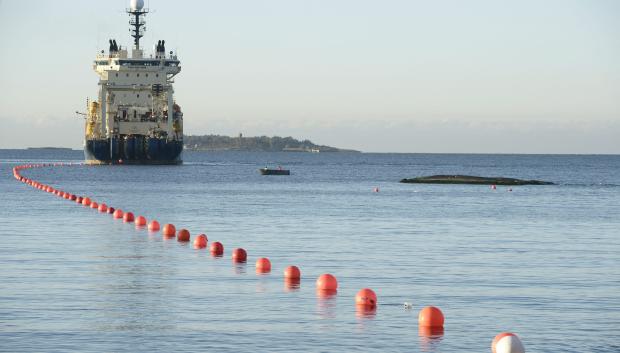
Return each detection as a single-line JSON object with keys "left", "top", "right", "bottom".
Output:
{"left": 127, "top": 0, "right": 148, "bottom": 50}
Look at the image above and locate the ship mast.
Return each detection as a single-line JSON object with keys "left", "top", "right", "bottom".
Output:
{"left": 127, "top": 0, "right": 148, "bottom": 55}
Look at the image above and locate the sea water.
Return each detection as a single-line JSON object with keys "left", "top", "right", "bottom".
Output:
{"left": 1, "top": 150, "right": 619, "bottom": 352}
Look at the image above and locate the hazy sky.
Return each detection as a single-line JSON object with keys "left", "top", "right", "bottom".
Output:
{"left": 0, "top": 0, "right": 618, "bottom": 153}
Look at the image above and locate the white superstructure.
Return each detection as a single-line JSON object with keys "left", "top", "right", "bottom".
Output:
{"left": 89, "top": 43, "right": 182, "bottom": 139}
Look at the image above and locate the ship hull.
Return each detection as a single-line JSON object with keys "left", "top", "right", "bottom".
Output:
{"left": 84, "top": 137, "right": 183, "bottom": 165}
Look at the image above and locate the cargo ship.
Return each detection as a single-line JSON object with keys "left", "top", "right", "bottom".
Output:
{"left": 84, "top": 0, "right": 183, "bottom": 164}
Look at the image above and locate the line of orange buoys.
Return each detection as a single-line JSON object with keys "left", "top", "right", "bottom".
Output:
{"left": 12, "top": 163, "right": 526, "bottom": 352}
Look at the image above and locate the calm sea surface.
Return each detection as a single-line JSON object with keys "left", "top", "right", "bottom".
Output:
{"left": 1, "top": 150, "right": 619, "bottom": 352}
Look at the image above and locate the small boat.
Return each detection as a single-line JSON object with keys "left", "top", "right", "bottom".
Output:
{"left": 259, "top": 167, "right": 290, "bottom": 175}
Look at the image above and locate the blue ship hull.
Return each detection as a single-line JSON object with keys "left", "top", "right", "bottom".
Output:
{"left": 85, "top": 137, "right": 183, "bottom": 164}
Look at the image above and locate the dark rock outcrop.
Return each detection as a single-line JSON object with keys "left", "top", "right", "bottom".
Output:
{"left": 400, "top": 175, "right": 554, "bottom": 185}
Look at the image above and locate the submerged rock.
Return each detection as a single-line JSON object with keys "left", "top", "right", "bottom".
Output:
{"left": 400, "top": 175, "right": 554, "bottom": 185}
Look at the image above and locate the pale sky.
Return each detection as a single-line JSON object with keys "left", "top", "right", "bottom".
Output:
{"left": 0, "top": 0, "right": 618, "bottom": 153}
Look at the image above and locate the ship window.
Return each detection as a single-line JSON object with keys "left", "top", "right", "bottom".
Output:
{"left": 134, "top": 111, "right": 137, "bottom": 118}
{"left": 148, "top": 94, "right": 151, "bottom": 98}
{"left": 156, "top": 74, "right": 159, "bottom": 77}
{"left": 137, "top": 73, "right": 140, "bottom": 77}
{"left": 145, "top": 74, "right": 149, "bottom": 77}
{"left": 137, "top": 94, "right": 140, "bottom": 98}
{"left": 126, "top": 73, "right": 129, "bottom": 77}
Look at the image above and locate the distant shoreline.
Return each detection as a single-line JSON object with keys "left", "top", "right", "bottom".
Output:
{"left": 26, "top": 147, "right": 75, "bottom": 151}
{"left": 183, "top": 134, "right": 360, "bottom": 153}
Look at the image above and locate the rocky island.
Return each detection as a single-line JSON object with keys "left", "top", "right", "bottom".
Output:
{"left": 183, "top": 134, "right": 359, "bottom": 153}
{"left": 400, "top": 175, "right": 554, "bottom": 185}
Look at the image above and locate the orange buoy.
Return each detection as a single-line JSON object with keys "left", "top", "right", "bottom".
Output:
{"left": 162, "top": 223, "right": 176, "bottom": 237}
{"left": 418, "top": 326, "right": 444, "bottom": 338}
{"left": 316, "top": 274, "right": 338, "bottom": 291}
{"left": 177, "top": 228, "right": 190, "bottom": 242}
{"left": 64, "top": 193, "right": 71, "bottom": 199}
{"left": 210, "top": 241, "right": 224, "bottom": 256}
{"left": 76, "top": 196, "right": 83, "bottom": 204}
{"left": 113, "top": 209, "right": 124, "bottom": 219}
{"left": 373, "top": 187, "right": 380, "bottom": 192}
{"left": 148, "top": 220, "right": 160, "bottom": 232}
{"left": 107, "top": 207, "right": 115, "bottom": 214}
{"left": 284, "top": 265, "right": 301, "bottom": 279}
{"left": 355, "top": 288, "right": 377, "bottom": 307}
{"left": 255, "top": 257, "right": 271, "bottom": 273}
{"left": 232, "top": 248, "right": 247, "bottom": 262}
{"left": 123, "top": 212, "right": 135, "bottom": 223}
{"left": 418, "top": 306, "right": 444, "bottom": 327}
{"left": 355, "top": 305, "right": 377, "bottom": 318}
{"left": 135, "top": 216, "right": 147, "bottom": 227}
{"left": 492, "top": 332, "right": 525, "bottom": 353}
{"left": 81, "top": 197, "right": 91, "bottom": 206}
{"left": 90, "top": 201, "right": 98, "bottom": 209}
{"left": 284, "top": 277, "right": 301, "bottom": 291}
{"left": 316, "top": 288, "right": 337, "bottom": 298}
{"left": 193, "top": 234, "right": 207, "bottom": 248}
{"left": 98, "top": 203, "right": 108, "bottom": 212}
